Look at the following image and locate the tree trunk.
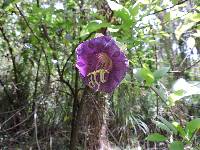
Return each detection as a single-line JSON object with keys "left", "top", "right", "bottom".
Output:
{"left": 71, "top": 87, "right": 110, "bottom": 150}
{"left": 83, "top": 90, "right": 110, "bottom": 150}
{"left": 70, "top": 87, "right": 109, "bottom": 150}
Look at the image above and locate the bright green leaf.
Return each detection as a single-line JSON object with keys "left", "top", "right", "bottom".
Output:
{"left": 86, "top": 20, "right": 110, "bottom": 33}
{"left": 164, "top": 12, "right": 170, "bottom": 22}
{"left": 140, "top": 67, "right": 154, "bottom": 86}
{"left": 188, "top": 13, "right": 200, "bottom": 22}
{"left": 129, "top": 1, "right": 139, "bottom": 17}
{"left": 169, "top": 141, "right": 184, "bottom": 150}
{"left": 107, "top": 0, "right": 133, "bottom": 30}
{"left": 186, "top": 118, "right": 200, "bottom": 137}
{"left": 145, "top": 133, "right": 167, "bottom": 142}
{"left": 171, "top": 0, "right": 178, "bottom": 5}
{"left": 173, "top": 90, "right": 184, "bottom": 96}
{"left": 172, "top": 122, "right": 187, "bottom": 140}
{"left": 154, "top": 5, "right": 163, "bottom": 11}
{"left": 107, "top": 26, "right": 120, "bottom": 32}
{"left": 136, "top": 64, "right": 155, "bottom": 85}
{"left": 80, "top": 20, "right": 110, "bottom": 37}
{"left": 116, "top": 8, "right": 133, "bottom": 28}
{"left": 175, "top": 13, "right": 200, "bottom": 40}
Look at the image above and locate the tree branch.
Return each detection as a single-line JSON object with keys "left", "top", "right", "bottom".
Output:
{"left": 147, "top": 0, "right": 188, "bottom": 16}
{"left": 0, "top": 79, "right": 13, "bottom": 104}
{"left": 0, "top": 26, "right": 20, "bottom": 100}
{"left": 183, "top": 59, "right": 200, "bottom": 72}
{"left": 40, "top": 24, "right": 75, "bottom": 96}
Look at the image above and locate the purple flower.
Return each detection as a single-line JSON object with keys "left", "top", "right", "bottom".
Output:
{"left": 75, "top": 36, "right": 128, "bottom": 93}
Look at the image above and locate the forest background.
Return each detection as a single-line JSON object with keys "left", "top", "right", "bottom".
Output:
{"left": 0, "top": 0, "right": 200, "bottom": 149}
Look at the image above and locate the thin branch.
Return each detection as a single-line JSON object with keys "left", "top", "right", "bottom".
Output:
{"left": 15, "top": 4, "right": 40, "bottom": 42}
{"left": 0, "top": 112, "right": 34, "bottom": 132}
{"left": 15, "top": 4, "right": 51, "bottom": 82}
{"left": 150, "top": 86, "right": 178, "bottom": 120}
{"left": 0, "top": 106, "right": 25, "bottom": 115}
{"left": 107, "top": 128, "right": 122, "bottom": 150}
{"left": 183, "top": 59, "right": 200, "bottom": 72}
{"left": 168, "top": 59, "right": 200, "bottom": 74}
{"left": 33, "top": 51, "right": 42, "bottom": 99}
{"left": 0, "top": 26, "right": 20, "bottom": 100}
{"left": 0, "top": 107, "right": 26, "bottom": 128}
{"left": 34, "top": 104, "right": 41, "bottom": 150}
{"left": 147, "top": 0, "right": 188, "bottom": 16}
{"left": 58, "top": 78, "right": 75, "bottom": 96}
{"left": 40, "top": 24, "right": 75, "bottom": 96}
{"left": 136, "top": 4, "right": 196, "bottom": 30}
{"left": 61, "top": 31, "right": 95, "bottom": 77}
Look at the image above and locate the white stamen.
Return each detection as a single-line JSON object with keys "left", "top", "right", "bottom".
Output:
{"left": 87, "top": 69, "right": 109, "bottom": 90}
{"left": 88, "top": 75, "right": 95, "bottom": 88}
{"left": 93, "top": 72, "right": 100, "bottom": 90}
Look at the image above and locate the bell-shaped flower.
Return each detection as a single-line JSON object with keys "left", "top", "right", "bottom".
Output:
{"left": 76, "top": 36, "right": 128, "bottom": 93}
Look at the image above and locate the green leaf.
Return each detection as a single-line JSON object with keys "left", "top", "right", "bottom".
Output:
{"left": 80, "top": 20, "right": 110, "bottom": 37}
{"left": 153, "top": 120, "right": 172, "bottom": 134}
{"left": 145, "top": 133, "right": 167, "bottom": 142}
{"left": 172, "top": 122, "right": 186, "bottom": 139}
{"left": 107, "top": 0, "right": 133, "bottom": 30}
{"left": 175, "top": 13, "right": 200, "bottom": 40}
{"left": 129, "top": 1, "right": 139, "bottom": 18}
{"left": 185, "top": 118, "right": 200, "bottom": 138}
{"left": 140, "top": 65, "right": 154, "bottom": 86}
{"left": 168, "top": 90, "right": 184, "bottom": 106}
{"left": 153, "top": 67, "right": 170, "bottom": 81}
{"left": 87, "top": 20, "right": 110, "bottom": 33}
{"left": 171, "top": 0, "right": 178, "bottom": 5}
{"left": 158, "top": 116, "right": 177, "bottom": 135}
{"left": 164, "top": 12, "right": 170, "bottom": 22}
{"left": 169, "top": 141, "right": 184, "bottom": 150}
{"left": 64, "top": 115, "right": 70, "bottom": 122}
{"left": 173, "top": 90, "right": 184, "bottom": 96}
{"left": 188, "top": 13, "right": 200, "bottom": 22}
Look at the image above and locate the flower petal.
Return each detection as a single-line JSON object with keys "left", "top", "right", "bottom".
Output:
{"left": 75, "top": 35, "right": 128, "bottom": 93}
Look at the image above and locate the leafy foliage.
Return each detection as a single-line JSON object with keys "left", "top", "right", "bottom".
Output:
{"left": 0, "top": 0, "right": 199, "bottom": 149}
